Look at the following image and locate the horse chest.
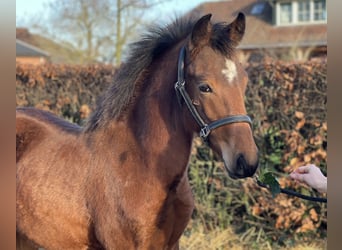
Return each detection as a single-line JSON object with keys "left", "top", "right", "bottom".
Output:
{"left": 97, "top": 181, "right": 193, "bottom": 249}
{"left": 143, "top": 180, "right": 194, "bottom": 246}
{"left": 135, "top": 192, "right": 193, "bottom": 249}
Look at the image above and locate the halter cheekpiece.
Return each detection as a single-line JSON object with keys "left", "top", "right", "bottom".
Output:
{"left": 174, "top": 46, "right": 253, "bottom": 140}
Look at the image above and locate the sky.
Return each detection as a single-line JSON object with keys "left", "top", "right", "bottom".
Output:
{"left": 16, "top": 0, "right": 218, "bottom": 27}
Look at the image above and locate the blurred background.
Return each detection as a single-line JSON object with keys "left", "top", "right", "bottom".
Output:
{"left": 16, "top": 0, "right": 213, "bottom": 65}
{"left": 16, "top": 0, "right": 326, "bottom": 66}
{"left": 16, "top": 1, "right": 327, "bottom": 249}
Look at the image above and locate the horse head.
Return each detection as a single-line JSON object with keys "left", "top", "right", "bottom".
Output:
{"left": 177, "top": 13, "right": 259, "bottom": 179}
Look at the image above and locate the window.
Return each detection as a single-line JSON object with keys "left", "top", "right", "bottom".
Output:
{"left": 314, "top": 0, "right": 326, "bottom": 21}
{"left": 277, "top": 0, "right": 327, "bottom": 25}
{"left": 280, "top": 2, "right": 292, "bottom": 24}
{"left": 298, "top": 0, "right": 310, "bottom": 22}
{"left": 251, "top": 3, "right": 265, "bottom": 15}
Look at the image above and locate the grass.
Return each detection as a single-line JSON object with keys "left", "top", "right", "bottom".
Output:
{"left": 179, "top": 224, "right": 327, "bottom": 250}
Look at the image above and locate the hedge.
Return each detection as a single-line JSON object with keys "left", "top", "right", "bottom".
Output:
{"left": 16, "top": 61, "right": 327, "bottom": 247}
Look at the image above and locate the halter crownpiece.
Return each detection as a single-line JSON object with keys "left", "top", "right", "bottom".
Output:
{"left": 174, "top": 46, "right": 252, "bottom": 140}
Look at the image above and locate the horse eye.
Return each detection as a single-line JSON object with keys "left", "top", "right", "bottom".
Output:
{"left": 198, "top": 84, "right": 212, "bottom": 93}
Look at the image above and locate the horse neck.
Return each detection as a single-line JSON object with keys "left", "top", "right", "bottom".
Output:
{"left": 126, "top": 45, "right": 195, "bottom": 168}
{"left": 86, "top": 45, "right": 195, "bottom": 185}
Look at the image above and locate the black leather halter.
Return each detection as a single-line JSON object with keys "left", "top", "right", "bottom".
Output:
{"left": 174, "top": 46, "right": 253, "bottom": 140}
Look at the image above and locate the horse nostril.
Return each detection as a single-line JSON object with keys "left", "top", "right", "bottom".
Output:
{"left": 236, "top": 154, "right": 257, "bottom": 177}
{"left": 236, "top": 154, "right": 246, "bottom": 171}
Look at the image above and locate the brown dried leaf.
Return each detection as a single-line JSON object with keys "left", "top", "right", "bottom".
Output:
{"left": 295, "top": 111, "right": 305, "bottom": 119}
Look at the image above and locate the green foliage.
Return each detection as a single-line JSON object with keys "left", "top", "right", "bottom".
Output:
{"left": 260, "top": 126, "right": 286, "bottom": 167}
{"left": 258, "top": 172, "right": 280, "bottom": 198}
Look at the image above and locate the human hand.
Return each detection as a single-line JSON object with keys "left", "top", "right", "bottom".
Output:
{"left": 290, "top": 164, "right": 327, "bottom": 193}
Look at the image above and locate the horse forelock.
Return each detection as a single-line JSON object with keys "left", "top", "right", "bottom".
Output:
{"left": 84, "top": 16, "right": 238, "bottom": 132}
{"left": 210, "top": 22, "right": 238, "bottom": 58}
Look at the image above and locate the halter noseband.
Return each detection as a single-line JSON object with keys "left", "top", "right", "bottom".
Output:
{"left": 174, "top": 46, "right": 252, "bottom": 140}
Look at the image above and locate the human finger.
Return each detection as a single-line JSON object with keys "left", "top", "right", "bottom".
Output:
{"left": 290, "top": 172, "right": 305, "bottom": 181}
{"left": 295, "top": 165, "right": 310, "bottom": 174}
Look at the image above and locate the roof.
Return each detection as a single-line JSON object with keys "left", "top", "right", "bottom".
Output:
{"left": 16, "top": 39, "right": 49, "bottom": 57}
{"left": 190, "top": 0, "right": 327, "bottom": 50}
{"left": 16, "top": 28, "right": 82, "bottom": 64}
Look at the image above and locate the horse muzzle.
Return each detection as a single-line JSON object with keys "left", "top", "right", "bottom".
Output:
{"left": 224, "top": 153, "right": 259, "bottom": 179}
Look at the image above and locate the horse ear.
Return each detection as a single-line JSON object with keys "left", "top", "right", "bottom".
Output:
{"left": 226, "top": 12, "right": 245, "bottom": 47}
{"left": 190, "top": 14, "right": 212, "bottom": 48}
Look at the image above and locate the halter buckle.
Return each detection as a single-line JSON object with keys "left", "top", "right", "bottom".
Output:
{"left": 174, "top": 80, "right": 185, "bottom": 90}
{"left": 200, "top": 125, "right": 210, "bottom": 139}
{"left": 175, "top": 80, "right": 185, "bottom": 106}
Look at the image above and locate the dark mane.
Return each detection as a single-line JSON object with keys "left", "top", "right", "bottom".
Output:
{"left": 84, "top": 16, "right": 236, "bottom": 132}
{"left": 85, "top": 17, "right": 197, "bottom": 131}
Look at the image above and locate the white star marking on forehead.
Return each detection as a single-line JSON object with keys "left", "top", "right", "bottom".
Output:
{"left": 221, "top": 59, "right": 237, "bottom": 84}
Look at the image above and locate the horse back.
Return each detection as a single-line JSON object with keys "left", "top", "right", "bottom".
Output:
{"left": 16, "top": 107, "right": 82, "bottom": 162}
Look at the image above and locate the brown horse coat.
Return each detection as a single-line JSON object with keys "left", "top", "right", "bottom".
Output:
{"left": 16, "top": 13, "right": 258, "bottom": 249}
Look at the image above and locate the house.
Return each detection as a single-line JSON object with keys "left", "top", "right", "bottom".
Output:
{"left": 190, "top": 0, "right": 327, "bottom": 62}
{"left": 16, "top": 28, "right": 82, "bottom": 64}
{"left": 16, "top": 39, "right": 50, "bottom": 65}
